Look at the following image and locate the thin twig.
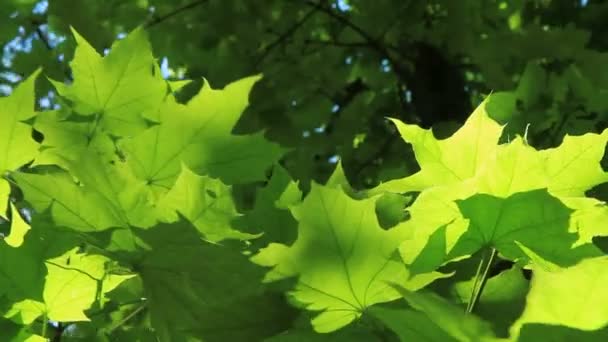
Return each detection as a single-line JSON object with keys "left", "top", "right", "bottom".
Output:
{"left": 34, "top": 25, "right": 52, "bottom": 50}
{"left": 302, "top": 0, "right": 381, "bottom": 51}
{"left": 145, "top": 0, "right": 209, "bottom": 28}
{"left": 303, "top": 38, "right": 372, "bottom": 48}
{"left": 254, "top": 7, "right": 319, "bottom": 68}
{"left": 301, "top": 0, "right": 408, "bottom": 79}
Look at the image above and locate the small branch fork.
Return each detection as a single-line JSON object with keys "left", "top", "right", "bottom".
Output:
{"left": 254, "top": 7, "right": 319, "bottom": 68}
{"left": 145, "top": 0, "right": 210, "bottom": 28}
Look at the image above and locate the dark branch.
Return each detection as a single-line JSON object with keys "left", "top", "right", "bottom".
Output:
{"left": 30, "top": 17, "right": 52, "bottom": 50}
{"left": 34, "top": 25, "right": 52, "bottom": 50}
{"left": 303, "top": 38, "right": 372, "bottom": 48}
{"left": 145, "top": 0, "right": 209, "bottom": 28}
{"left": 302, "top": 0, "right": 409, "bottom": 82}
{"left": 254, "top": 7, "right": 318, "bottom": 68}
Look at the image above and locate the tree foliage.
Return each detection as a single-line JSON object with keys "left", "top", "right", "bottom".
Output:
{"left": 1, "top": 0, "right": 608, "bottom": 341}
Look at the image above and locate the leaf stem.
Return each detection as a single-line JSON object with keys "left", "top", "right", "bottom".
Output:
{"left": 466, "top": 247, "right": 496, "bottom": 314}
{"left": 41, "top": 314, "right": 48, "bottom": 338}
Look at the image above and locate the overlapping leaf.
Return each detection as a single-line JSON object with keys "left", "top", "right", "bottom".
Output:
{"left": 105, "top": 220, "right": 294, "bottom": 342}
{"left": 50, "top": 28, "right": 166, "bottom": 137}
{"left": 372, "top": 286, "right": 497, "bottom": 342}
{"left": 158, "top": 165, "right": 254, "bottom": 242}
{"left": 385, "top": 97, "right": 608, "bottom": 273}
{"left": 121, "top": 76, "right": 285, "bottom": 188}
{"left": 233, "top": 165, "right": 300, "bottom": 248}
{"left": 252, "top": 183, "right": 446, "bottom": 332}
{"left": 0, "top": 70, "right": 40, "bottom": 175}
{"left": 1, "top": 217, "right": 128, "bottom": 325}
{"left": 0, "top": 70, "right": 40, "bottom": 246}
{"left": 510, "top": 255, "right": 608, "bottom": 339}
{"left": 374, "top": 98, "right": 503, "bottom": 193}
{"left": 14, "top": 152, "right": 155, "bottom": 232}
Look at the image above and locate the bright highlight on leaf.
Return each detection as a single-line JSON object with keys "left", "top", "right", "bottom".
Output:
{"left": 511, "top": 256, "right": 608, "bottom": 338}
{"left": 375, "top": 98, "right": 503, "bottom": 193}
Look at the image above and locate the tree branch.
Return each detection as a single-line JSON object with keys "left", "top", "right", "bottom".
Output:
{"left": 145, "top": 0, "right": 209, "bottom": 28}
{"left": 301, "top": 0, "right": 408, "bottom": 80}
{"left": 254, "top": 7, "right": 319, "bottom": 68}
{"left": 303, "top": 38, "right": 372, "bottom": 49}
{"left": 33, "top": 25, "right": 52, "bottom": 50}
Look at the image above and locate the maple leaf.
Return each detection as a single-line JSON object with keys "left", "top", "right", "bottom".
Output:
{"left": 40, "top": 248, "right": 132, "bottom": 322}
{"left": 0, "top": 216, "right": 129, "bottom": 324}
{"left": 121, "top": 75, "right": 285, "bottom": 188}
{"left": 233, "top": 164, "right": 301, "bottom": 249}
{"left": 372, "top": 286, "right": 497, "bottom": 341}
{"left": 405, "top": 189, "right": 594, "bottom": 274}
{"left": 510, "top": 254, "right": 608, "bottom": 338}
{"left": 0, "top": 69, "right": 40, "bottom": 174}
{"left": 103, "top": 220, "right": 295, "bottom": 342}
{"left": 157, "top": 165, "right": 256, "bottom": 242}
{"left": 32, "top": 107, "right": 116, "bottom": 169}
{"left": 50, "top": 27, "right": 167, "bottom": 137}
{"left": 0, "top": 318, "right": 45, "bottom": 342}
{"left": 0, "top": 70, "right": 39, "bottom": 246}
{"left": 14, "top": 151, "right": 156, "bottom": 232}
{"left": 252, "top": 183, "right": 446, "bottom": 332}
{"left": 374, "top": 98, "right": 503, "bottom": 194}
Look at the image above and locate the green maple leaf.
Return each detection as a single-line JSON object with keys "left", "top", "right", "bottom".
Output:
{"left": 0, "top": 70, "right": 40, "bottom": 246}
{"left": 39, "top": 248, "right": 132, "bottom": 322}
{"left": 0, "top": 318, "right": 45, "bottom": 342}
{"left": 0, "top": 179, "right": 10, "bottom": 218}
{"left": 0, "top": 69, "right": 40, "bottom": 174}
{"left": 473, "top": 138, "right": 546, "bottom": 197}
{"left": 266, "top": 325, "right": 382, "bottom": 341}
{"left": 4, "top": 203, "right": 31, "bottom": 247}
{"left": 370, "top": 306, "right": 455, "bottom": 341}
{"left": 474, "top": 132, "right": 608, "bottom": 198}
{"left": 158, "top": 165, "right": 255, "bottom": 242}
{"left": 407, "top": 189, "right": 586, "bottom": 274}
{"left": 121, "top": 76, "right": 285, "bottom": 188}
{"left": 9, "top": 250, "right": 131, "bottom": 324}
{"left": 453, "top": 190, "right": 579, "bottom": 264}
{"left": 14, "top": 152, "right": 156, "bottom": 232}
{"left": 510, "top": 255, "right": 608, "bottom": 339}
{"left": 106, "top": 220, "right": 294, "bottom": 342}
{"left": 398, "top": 180, "right": 476, "bottom": 270}
{"left": 0, "top": 230, "right": 47, "bottom": 324}
{"left": 373, "top": 286, "right": 497, "bottom": 342}
{"left": 517, "top": 324, "right": 608, "bottom": 341}
{"left": 1, "top": 217, "right": 128, "bottom": 324}
{"left": 32, "top": 107, "right": 116, "bottom": 169}
{"left": 374, "top": 98, "right": 503, "bottom": 193}
{"left": 234, "top": 165, "right": 300, "bottom": 249}
{"left": 452, "top": 266, "right": 529, "bottom": 335}
{"left": 252, "top": 184, "right": 446, "bottom": 332}
{"left": 395, "top": 127, "right": 608, "bottom": 273}
{"left": 50, "top": 27, "right": 167, "bottom": 137}
{"left": 540, "top": 129, "right": 608, "bottom": 196}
